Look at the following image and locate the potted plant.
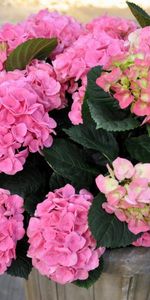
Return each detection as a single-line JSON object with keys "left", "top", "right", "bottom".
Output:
{"left": 0, "top": 2, "right": 149, "bottom": 299}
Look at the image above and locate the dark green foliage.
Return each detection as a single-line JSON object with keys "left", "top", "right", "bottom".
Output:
{"left": 6, "top": 38, "right": 57, "bottom": 71}
{"left": 43, "top": 139, "right": 99, "bottom": 189}
{"left": 49, "top": 172, "right": 70, "bottom": 190}
{"left": 86, "top": 66, "right": 140, "bottom": 131}
{"left": 7, "top": 237, "right": 32, "bottom": 279}
{"left": 64, "top": 122, "right": 119, "bottom": 162}
{"left": 127, "top": 2, "right": 150, "bottom": 27}
{"left": 88, "top": 193, "right": 141, "bottom": 248}
{"left": 126, "top": 135, "right": 150, "bottom": 162}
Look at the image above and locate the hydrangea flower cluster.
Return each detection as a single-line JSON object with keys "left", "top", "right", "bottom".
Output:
{"left": 53, "top": 16, "right": 137, "bottom": 124}
{"left": 0, "top": 9, "right": 83, "bottom": 70}
{"left": 0, "top": 188, "right": 24, "bottom": 274}
{"left": 96, "top": 157, "right": 150, "bottom": 235}
{"left": 96, "top": 27, "right": 150, "bottom": 123}
{"left": 86, "top": 15, "right": 137, "bottom": 40}
{"left": 26, "top": 60, "right": 66, "bottom": 112}
{"left": 0, "top": 69, "right": 57, "bottom": 175}
{"left": 0, "top": 10, "right": 84, "bottom": 175}
{"left": 27, "top": 184, "right": 105, "bottom": 284}
{"left": 133, "top": 232, "right": 150, "bottom": 247}
{"left": 128, "top": 27, "right": 150, "bottom": 53}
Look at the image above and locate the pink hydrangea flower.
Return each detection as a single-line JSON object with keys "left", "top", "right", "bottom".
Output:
{"left": 0, "top": 188, "right": 24, "bottom": 274}
{"left": 96, "top": 27, "right": 150, "bottom": 123}
{"left": 26, "top": 60, "right": 66, "bottom": 112}
{"left": 27, "top": 184, "right": 105, "bottom": 284}
{"left": 128, "top": 27, "right": 150, "bottom": 53}
{"left": 86, "top": 15, "right": 137, "bottom": 40}
{"left": 0, "top": 70, "right": 56, "bottom": 175}
{"left": 96, "top": 158, "right": 150, "bottom": 236}
{"left": 0, "top": 10, "right": 82, "bottom": 70}
{"left": 53, "top": 15, "right": 136, "bottom": 125}
{"left": 132, "top": 232, "right": 150, "bottom": 247}
{"left": 53, "top": 35, "right": 126, "bottom": 125}
{"left": 0, "top": 42, "right": 7, "bottom": 71}
{"left": 96, "top": 174, "right": 119, "bottom": 194}
{"left": 134, "top": 163, "right": 150, "bottom": 179}
{"left": 68, "top": 77, "right": 87, "bottom": 125}
{"left": 0, "top": 23, "right": 27, "bottom": 61}
{"left": 22, "top": 10, "right": 83, "bottom": 56}
{"left": 112, "top": 157, "right": 135, "bottom": 181}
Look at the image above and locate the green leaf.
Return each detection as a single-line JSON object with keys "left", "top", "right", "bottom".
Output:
{"left": 126, "top": 135, "right": 150, "bottom": 163}
{"left": 0, "top": 154, "right": 48, "bottom": 215}
{"left": 86, "top": 66, "right": 140, "bottom": 132}
{"left": 24, "top": 186, "right": 47, "bottom": 215}
{"left": 43, "top": 139, "right": 98, "bottom": 189}
{"left": 147, "top": 125, "right": 150, "bottom": 137}
{"left": 82, "top": 91, "right": 91, "bottom": 122}
{"left": 0, "top": 156, "right": 44, "bottom": 195}
{"left": 50, "top": 105, "right": 72, "bottom": 133}
{"left": 49, "top": 172, "right": 70, "bottom": 191}
{"left": 64, "top": 122, "right": 119, "bottom": 162}
{"left": 88, "top": 193, "right": 140, "bottom": 248}
{"left": 0, "top": 162, "right": 42, "bottom": 197}
{"left": 7, "top": 237, "right": 32, "bottom": 279}
{"left": 127, "top": 2, "right": 150, "bottom": 27}
{"left": 5, "top": 38, "right": 57, "bottom": 71}
{"left": 74, "top": 257, "right": 104, "bottom": 289}
{"left": 92, "top": 153, "right": 109, "bottom": 167}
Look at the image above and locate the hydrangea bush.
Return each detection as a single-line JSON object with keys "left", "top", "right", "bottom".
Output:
{"left": 0, "top": 1, "right": 149, "bottom": 288}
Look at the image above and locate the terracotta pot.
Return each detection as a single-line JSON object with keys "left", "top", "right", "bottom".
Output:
{"left": 25, "top": 247, "right": 150, "bottom": 300}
